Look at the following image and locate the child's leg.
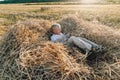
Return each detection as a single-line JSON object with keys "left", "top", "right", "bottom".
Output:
{"left": 79, "top": 37, "right": 99, "bottom": 48}
{"left": 68, "top": 36, "right": 92, "bottom": 53}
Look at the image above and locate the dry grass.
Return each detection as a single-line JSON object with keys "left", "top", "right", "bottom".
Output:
{"left": 20, "top": 42, "right": 90, "bottom": 80}
{"left": 0, "top": 16, "right": 120, "bottom": 80}
{"left": 0, "top": 19, "right": 51, "bottom": 52}
{"left": 59, "top": 16, "right": 120, "bottom": 79}
{"left": 59, "top": 15, "right": 120, "bottom": 48}
{"left": 0, "top": 4, "right": 120, "bottom": 28}
{"left": 0, "top": 3, "right": 120, "bottom": 80}
{"left": 0, "top": 19, "right": 90, "bottom": 80}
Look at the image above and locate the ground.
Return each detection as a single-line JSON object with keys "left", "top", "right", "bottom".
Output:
{"left": 0, "top": 4, "right": 120, "bottom": 39}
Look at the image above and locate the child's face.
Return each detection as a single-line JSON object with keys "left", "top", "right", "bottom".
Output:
{"left": 52, "top": 27, "right": 61, "bottom": 34}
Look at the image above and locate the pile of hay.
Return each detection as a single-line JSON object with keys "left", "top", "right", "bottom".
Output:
{"left": 0, "top": 19, "right": 51, "bottom": 52}
{"left": 19, "top": 42, "right": 90, "bottom": 80}
{"left": 0, "top": 16, "right": 120, "bottom": 80}
{"left": 58, "top": 16, "right": 120, "bottom": 49}
{"left": 58, "top": 16, "right": 120, "bottom": 80}
{"left": 0, "top": 19, "right": 91, "bottom": 80}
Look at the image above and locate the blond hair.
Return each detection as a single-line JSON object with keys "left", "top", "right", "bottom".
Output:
{"left": 51, "top": 23, "right": 61, "bottom": 30}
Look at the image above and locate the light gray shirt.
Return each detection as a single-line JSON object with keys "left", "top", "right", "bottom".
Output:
{"left": 51, "top": 33, "right": 67, "bottom": 43}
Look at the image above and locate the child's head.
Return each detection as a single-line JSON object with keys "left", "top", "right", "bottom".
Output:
{"left": 51, "top": 23, "right": 62, "bottom": 34}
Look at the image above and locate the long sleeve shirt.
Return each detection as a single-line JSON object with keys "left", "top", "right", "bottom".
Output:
{"left": 51, "top": 33, "right": 67, "bottom": 43}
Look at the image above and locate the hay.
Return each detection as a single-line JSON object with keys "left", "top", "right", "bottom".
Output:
{"left": 0, "top": 16, "right": 120, "bottom": 80}
{"left": 0, "top": 19, "right": 51, "bottom": 80}
{"left": 58, "top": 16, "right": 120, "bottom": 49}
{"left": 0, "top": 19, "right": 51, "bottom": 52}
{"left": 58, "top": 16, "right": 120, "bottom": 80}
{"left": 19, "top": 42, "right": 90, "bottom": 80}
{"left": 0, "top": 19, "right": 90, "bottom": 80}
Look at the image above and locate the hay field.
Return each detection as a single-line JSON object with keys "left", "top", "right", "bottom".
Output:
{"left": 0, "top": 4, "right": 120, "bottom": 37}
{"left": 0, "top": 3, "right": 120, "bottom": 80}
{"left": 0, "top": 4, "right": 120, "bottom": 22}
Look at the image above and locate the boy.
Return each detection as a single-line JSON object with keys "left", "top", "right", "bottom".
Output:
{"left": 50, "top": 23, "right": 106, "bottom": 60}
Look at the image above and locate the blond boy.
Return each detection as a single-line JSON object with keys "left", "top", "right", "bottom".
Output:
{"left": 50, "top": 23, "right": 105, "bottom": 60}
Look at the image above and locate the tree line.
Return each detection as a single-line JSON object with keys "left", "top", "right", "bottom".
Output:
{"left": 1, "top": 0, "right": 75, "bottom": 3}
{"left": 0, "top": 0, "right": 120, "bottom": 4}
